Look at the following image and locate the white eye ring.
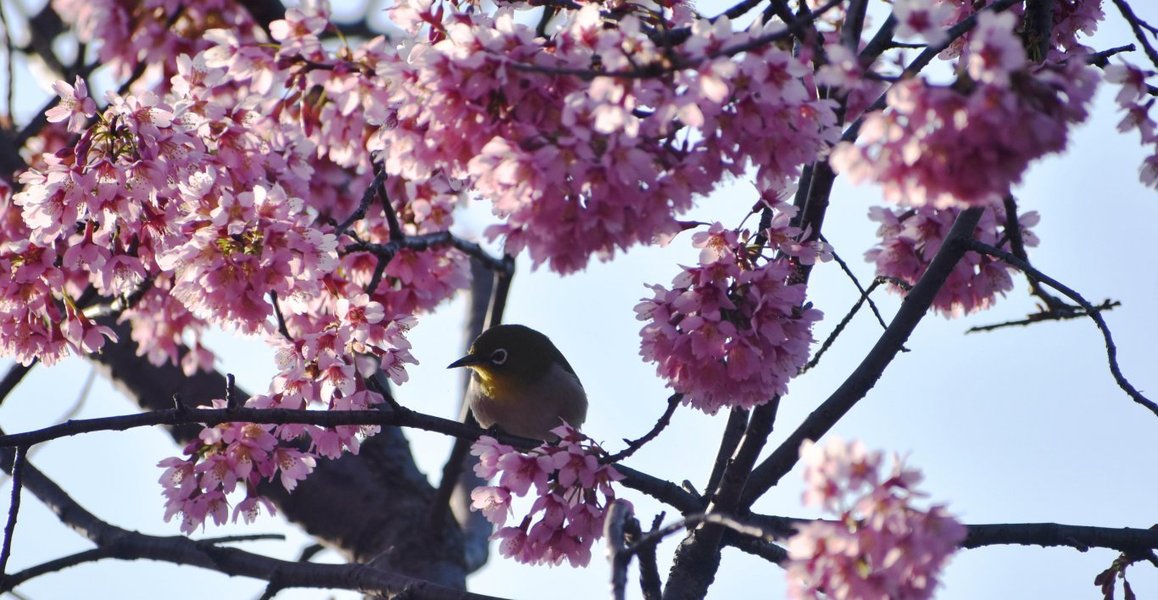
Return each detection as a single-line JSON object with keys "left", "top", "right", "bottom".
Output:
{"left": 491, "top": 348, "right": 508, "bottom": 365}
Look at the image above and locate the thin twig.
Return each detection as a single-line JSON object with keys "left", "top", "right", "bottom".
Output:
{"left": 802, "top": 278, "right": 889, "bottom": 374}
{"left": 604, "top": 393, "right": 681, "bottom": 464}
{"left": 375, "top": 172, "right": 404, "bottom": 242}
{"left": 625, "top": 511, "right": 778, "bottom": 559}
{"left": 333, "top": 168, "right": 385, "bottom": 240}
{"left": 821, "top": 236, "right": 892, "bottom": 331}
{"left": 268, "top": 291, "right": 292, "bottom": 340}
{"left": 966, "top": 299, "right": 1120, "bottom": 333}
{"left": 966, "top": 239, "right": 1157, "bottom": 417}
{"left": 0, "top": 443, "right": 506, "bottom": 599}
{"left": 701, "top": 408, "right": 747, "bottom": 503}
{"left": 1001, "top": 196, "right": 1066, "bottom": 311}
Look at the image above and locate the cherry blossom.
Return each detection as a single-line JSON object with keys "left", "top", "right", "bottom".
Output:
{"left": 469, "top": 426, "right": 622, "bottom": 567}
{"left": 637, "top": 221, "right": 822, "bottom": 413}
{"left": 786, "top": 438, "right": 966, "bottom": 600}
{"left": 865, "top": 200, "right": 1039, "bottom": 317}
{"left": 1105, "top": 62, "right": 1158, "bottom": 189}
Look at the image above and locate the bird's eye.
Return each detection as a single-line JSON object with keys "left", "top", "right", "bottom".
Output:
{"left": 491, "top": 348, "right": 508, "bottom": 365}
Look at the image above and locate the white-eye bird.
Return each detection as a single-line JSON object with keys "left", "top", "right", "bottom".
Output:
{"left": 448, "top": 324, "right": 587, "bottom": 441}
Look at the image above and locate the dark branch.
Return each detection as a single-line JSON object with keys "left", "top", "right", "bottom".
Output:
{"left": 741, "top": 207, "right": 986, "bottom": 506}
{"left": 966, "top": 240, "right": 1156, "bottom": 417}
{"left": 605, "top": 393, "right": 682, "bottom": 464}
{"left": 1111, "top": 0, "right": 1158, "bottom": 69}
{"left": 0, "top": 446, "right": 25, "bottom": 576}
{"left": 0, "top": 443, "right": 507, "bottom": 599}
{"left": 966, "top": 299, "right": 1120, "bottom": 334}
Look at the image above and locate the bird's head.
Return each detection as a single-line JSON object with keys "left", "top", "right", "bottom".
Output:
{"left": 447, "top": 324, "right": 577, "bottom": 394}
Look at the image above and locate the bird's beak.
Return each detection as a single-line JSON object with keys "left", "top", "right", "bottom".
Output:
{"left": 447, "top": 353, "right": 486, "bottom": 369}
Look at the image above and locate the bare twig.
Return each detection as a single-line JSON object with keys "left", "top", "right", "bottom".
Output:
{"left": 802, "top": 278, "right": 892, "bottom": 374}
{"left": 268, "top": 291, "right": 292, "bottom": 340}
{"left": 0, "top": 0, "right": 14, "bottom": 130}
{"left": 966, "top": 299, "right": 1120, "bottom": 333}
{"left": 965, "top": 239, "right": 1156, "bottom": 417}
{"left": 333, "top": 168, "right": 385, "bottom": 240}
{"left": 701, "top": 408, "right": 748, "bottom": 503}
{"left": 604, "top": 393, "right": 682, "bottom": 464}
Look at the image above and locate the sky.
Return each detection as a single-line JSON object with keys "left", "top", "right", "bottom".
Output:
{"left": 0, "top": 1, "right": 1155, "bottom": 599}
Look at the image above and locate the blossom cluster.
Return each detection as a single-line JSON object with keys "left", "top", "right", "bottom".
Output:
{"left": 938, "top": 0, "right": 1104, "bottom": 58}
{"left": 786, "top": 438, "right": 966, "bottom": 600}
{"left": 637, "top": 219, "right": 822, "bottom": 413}
{"left": 469, "top": 426, "right": 623, "bottom": 567}
{"left": 378, "top": 1, "right": 838, "bottom": 272}
{"left": 865, "top": 200, "right": 1039, "bottom": 317}
{"left": 1105, "top": 62, "right": 1158, "bottom": 188}
{"left": 51, "top": 0, "right": 262, "bottom": 83}
{"left": 157, "top": 400, "right": 319, "bottom": 534}
{"left": 831, "top": 11, "right": 1099, "bottom": 208}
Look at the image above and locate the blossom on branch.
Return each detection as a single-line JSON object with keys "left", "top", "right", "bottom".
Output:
{"left": 786, "top": 438, "right": 966, "bottom": 600}
{"left": 831, "top": 11, "right": 1098, "bottom": 208}
{"left": 865, "top": 200, "right": 1039, "bottom": 317}
{"left": 469, "top": 426, "right": 623, "bottom": 567}
{"left": 1105, "top": 62, "right": 1158, "bottom": 189}
{"left": 637, "top": 221, "right": 822, "bottom": 413}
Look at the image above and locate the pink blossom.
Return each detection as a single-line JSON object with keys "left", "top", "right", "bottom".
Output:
{"left": 45, "top": 77, "right": 97, "bottom": 133}
{"left": 786, "top": 438, "right": 966, "bottom": 599}
{"left": 832, "top": 55, "right": 1097, "bottom": 207}
{"left": 1105, "top": 62, "right": 1158, "bottom": 189}
{"left": 865, "top": 200, "right": 1038, "bottom": 317}
{"left": 893, "top": 0, "right": 953, "bottom": 46}
{"left": 469, "top": 425, "right": 620, "bottom": 567}
{"left": 637, "top": 222, "right": 821, "bottom": 413}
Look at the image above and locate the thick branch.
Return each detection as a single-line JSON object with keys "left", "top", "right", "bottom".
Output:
{"left": 0, "top": 443, "right": 505, "bottom": 599}
{"left": 741, "top": 207, "right": 985, "bottom": 506}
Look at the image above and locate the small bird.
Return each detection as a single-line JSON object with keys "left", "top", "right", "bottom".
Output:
{"left": 448, "top": 324, "right": 587, "bottom": 441}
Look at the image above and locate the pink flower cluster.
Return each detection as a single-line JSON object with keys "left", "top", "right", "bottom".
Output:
{"left": 469, "top": 426, "right": 623, "bottom": 567}
{"left": 865, "top": 200, "right": 1039, "bottom": 317}
{"left": 939, "top": 0, "right": 1104, "bottom": 58}
{"left": 637, "top": 221, "right": 822, "bottom": 413}
{"left": 376, "top": 2, "right": 837, "bottom": 272}
{"left": 1105, "top": 62, "right": 1158, "bottom": 188}
{"left": 831, "top": 12, "right": 1098, "bottom": 208}
{"left": 786, "top": 438, "right": 966, "bottom": 600}
{"left": 6, "top": 4, "right": 473, "bottom": 521}
{"left": 51, "top": 0, "right": 262, "bottom": 83}
{"left": 158, "top": 400, "right": 318, "bottom": 534}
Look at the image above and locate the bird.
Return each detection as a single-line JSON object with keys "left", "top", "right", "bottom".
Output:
{"left": 448, "top": 324, "right": 587, "bottom": 441}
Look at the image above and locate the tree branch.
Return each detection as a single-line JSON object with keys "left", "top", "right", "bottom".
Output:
{"left": 965, "top": 240, "right": 1156, "bottom": 417}
{"left": 0, "top": 442, "right": 507, "bottom": 599}
{"left": 740, "top": 207, "right": 986, "bottom": 507}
